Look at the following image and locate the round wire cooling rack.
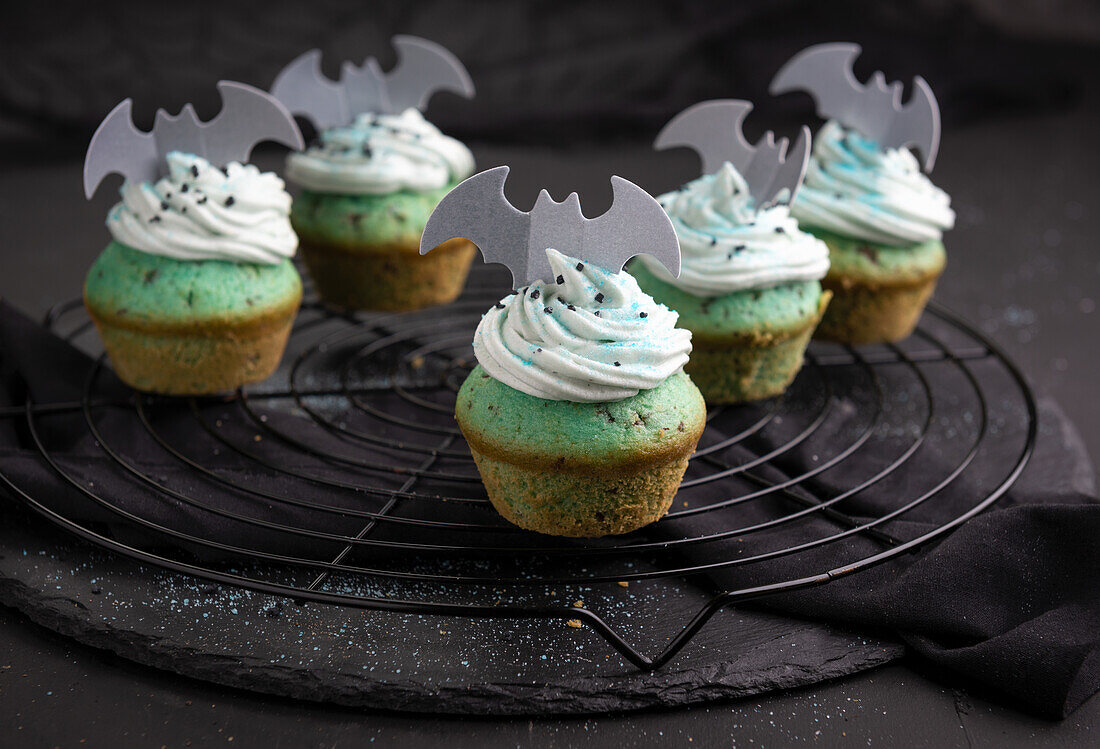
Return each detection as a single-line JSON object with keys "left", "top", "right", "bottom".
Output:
{"left": 0, "top": 264, "right": 1037, "bottom": 672}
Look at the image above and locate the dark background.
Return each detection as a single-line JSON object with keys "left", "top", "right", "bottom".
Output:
{"left": 1, "top": 1, "right": 1098, "bottom": 746}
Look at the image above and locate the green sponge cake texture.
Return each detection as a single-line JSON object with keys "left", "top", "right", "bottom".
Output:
{"left": 84, "top": 242, "right": 302, "bottom": 394}
{"left": 85, "top": 241, "right": 302, "bottom": 329}
{"left": 630, "top": 262, "right": 828, "bottom": 403}
{"left": 291, "top": 183, "right": 456, "bottom": 250}
{"left": 457, "top": 367, "right": 706, "bottom": 537}
{"left": 808, "top": 229, "right": 946, "bottom": 344}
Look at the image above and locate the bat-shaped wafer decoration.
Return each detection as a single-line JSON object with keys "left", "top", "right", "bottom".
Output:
{"left": 419, "top": 166, "right": 681, "bottom": 288}
{"left": 655, "top": 99, "right": 810, "bottom": 209}
{"left": 769, "top": 42, "right": 941, "bottom": 171}
{"left": 270, "top": 35, "right": 475, "bottom": 130}
{"left": 83, "top": 81, "right": 304, "bottom": 199}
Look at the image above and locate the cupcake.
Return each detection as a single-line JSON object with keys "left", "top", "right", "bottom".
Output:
{"left": 272, "top": 38, "right": 478, "bottom": 311}
{"left": 285, "top": 110, "right": 476, "bottom": 310}
{"left": 84, "top": 152, "right": 303, "bottom": 395}
{"left": 786, "top": 121, "right": 954, "bottom": 344}
{"left": 630, "top": 163, "right": 830, "bottom": 403}
{"left": 419, "top": 165, "right": 704, "bottom": 536}
{"left": 771, "top": 43, "right": 955, "bottom": 344}
{"left": 456, "top": 249, "right": 704, "bottom": 537}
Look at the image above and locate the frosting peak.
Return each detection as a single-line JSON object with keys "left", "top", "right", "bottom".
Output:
{"left": 473, "top": 249, "right": 692, "bottom": 402}
{"left": 285, "top": 108, "right": 474, "bottom": 194}
{"left": 791, "top": 120, "right": 955, "bottom": 246}
{"left": 105, "top": 152, "right": 296, "bottom": 265}
{"left": 638, "top": 162, "right": 829, "bottom": 296}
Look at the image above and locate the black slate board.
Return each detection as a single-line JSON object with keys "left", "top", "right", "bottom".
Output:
{"left": 0, "top": 508, "right": 903, "bottom": 715}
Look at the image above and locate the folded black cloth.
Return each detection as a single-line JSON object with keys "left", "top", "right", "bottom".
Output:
{"left": 1, "top": 299, "right": 1097, "bottom": 717}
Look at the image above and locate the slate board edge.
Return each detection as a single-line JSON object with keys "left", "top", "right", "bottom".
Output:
{"left": 0, "top": 526, "right": 906, "bottom": 716}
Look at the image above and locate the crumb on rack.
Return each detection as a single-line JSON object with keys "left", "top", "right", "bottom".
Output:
{"left": 566, "top": 619, "right": 582, "bottom": 629}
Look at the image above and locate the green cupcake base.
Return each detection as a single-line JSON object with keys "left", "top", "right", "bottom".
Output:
{"left": 456, "top": 367, "right": 706, "bottom": 537}
{"left": 83, "top": 242, "right": 302, "bottom": 395}
{"left": 291, "top": 184, "right": 475, "bottom": 311}
{"left": 628, "top": 263, "right": 829, "bottom": 404}
{"left": 808, "top": 229, "right": 947, "bottom": 345}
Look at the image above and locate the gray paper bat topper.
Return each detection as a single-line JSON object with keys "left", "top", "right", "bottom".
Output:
{"left": 83, "top": 81, "right": 304, "bottom": 199}
{"left": 655, "top": 99, "right": 810, "bottom": 209}
{"left": 769, "top": 42, "right": 941, "bottom": 171}
{"left": 270, "top": 35, "right": 475, "bottom": 130}
{"left": 419, "top": 166, "right": 681, "bottom": 288}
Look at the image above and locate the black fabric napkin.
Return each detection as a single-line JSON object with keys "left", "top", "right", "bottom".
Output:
{"left": 1, "top": 299, "right": 1097, "bottom": 718}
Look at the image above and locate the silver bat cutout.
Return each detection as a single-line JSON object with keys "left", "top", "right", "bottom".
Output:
{"left": 419, "top": 166, "right": 681, "bottom": 288}
{"left": 270, "top": 35, "right": 475, "bottom": 130}
{"left": 83, "top": 81, "right": 304, "bottom": 199}
{"left": 654, "top": 99, "right": 811, "bottom": 209}
{"left": 769, "top": 42, "right": 941, "bottom": 171}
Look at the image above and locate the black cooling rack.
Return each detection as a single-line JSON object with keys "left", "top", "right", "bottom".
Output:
{"left": 0, "top": 265, "right": 1037, "bottom": 671}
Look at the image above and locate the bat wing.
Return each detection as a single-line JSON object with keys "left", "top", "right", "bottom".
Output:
{"left": 654, "top": 99, "right": 756, "bottom": 176}
{"left": 83, "top": 98, "right": 158, "bottom": 198}
{"left": 760, "top": 125, "right": 811, "bottom": 208}
{"left": 202, "top": 81, "right": 304, "bottom": 168}
{"left": 271, "top": 49, "right": 348, "bottom": 130}
{"left": 385, "top": 35, "right": 476, "bottom": 113}
{"left": 886, "top": 75, "right": 940, "bottom": 171}
{"left": 420, "top": 166, "right": 531, "bottom": 288}
{"left": 769, "top": 43, "right": 863, "bottom": 127}
{"left": 583, "top": 177, "right": 680, "bottom": 279}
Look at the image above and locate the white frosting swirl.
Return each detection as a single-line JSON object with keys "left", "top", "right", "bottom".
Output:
{"left": 285, "top": 109, "right": 474, "bottom": 194}
{"left": 792, "top": 120, "right": 955, "bottom": 246}
{"left": 106, "top": 152, "right": 296, "bottom": 265}
{"left": 473, "top": 249, "right": 692, "bottom": 403}
{"left": 637, "top": 163, "right": 829, "bottom": 296}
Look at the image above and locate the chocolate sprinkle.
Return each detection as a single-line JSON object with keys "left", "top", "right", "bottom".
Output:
{"left": 639, "top": 311, "right": 648, "bottom": 318}
{"left": 535, "top": 347, "right": 542, "bottom": 353}
{"left": 595, "top": 293, "right": 605, "bottom": 303}
{"left": 774, "top": 227, "right": 785, "bottom": 233}
{"left": 148, "top": 215, "right": 161, "bottom": 223}
{"left": 567, "top": 304, "right": 576, "bottom": 311}
{"left": 225, "top": 196, "right": 236, "bottom": 207}
{"left": 197, "top": 196, "right": 208, "bottom": 204}
{"left": 556, "top": 275, "right": 564, "bottom": 284}
{"left": 594, "top": 310, "right": 600, "bottom": 317}
{"left": 180, "top": 183, "right": 189, "bottom": 193}
{"left": 531, "top": 289, "right": 540, "bottom": 300}
{"left": 614, "top": 361, "right": 621, "bottom": 367}
{"left": 734, "top": 244, "right": 746, "bottom": 252}
{"left": 160, "top": 201, "right": 169, "bottom": 211}
{"left": 575, "top": 262, "right": 584, "bottom": 271}
{"left": 544, "top": 307, "right": 553, "bottom": 314}
{"left": 494, "top": 302, "right": 504, "bottom": 309}
{"left": 190, "top": 164, "right": 199, "bottom": 178}
{"left": 710, "top": 237, "right": 717, "bottom": 246}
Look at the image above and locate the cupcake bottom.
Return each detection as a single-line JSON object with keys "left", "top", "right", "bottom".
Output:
{"left": 809, "top": 230, "right": 946, "bottom": 345}
{"left": 84, "top": 242, "right": 302, "bottom": 395}
{"left": 629, "top": 263, "right": 829, "bottom": 404}
{"left": 456, "top": 367, "right": 706, "bottom": 537}
{"left": 298, "top": 236, "right": 475, "bottom": 311}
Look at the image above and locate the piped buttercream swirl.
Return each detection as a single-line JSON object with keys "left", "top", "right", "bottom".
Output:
{"left": 285, "top": 108, "right": 474, "bottom": 194}
{"left": 473, "top": 249, "right": 692, "bottom": 402}
{"left": 791, "top": 120, "right": 955, "bottom": 246}
{"left": 105, "top": 152, "right": 296, "bottom": 265}
{"left": 637, "top": 162, "right": 829, "bottom": 296}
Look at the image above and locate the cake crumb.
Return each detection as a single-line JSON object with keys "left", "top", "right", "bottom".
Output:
{"left": 617, "top": 581, "right": 629, "bottom": 588}
{"left": 573, "top": 600, "right": 584, "bottom": 608}
{"left": 566, "top": 619, "right": 582, "bottom": 629}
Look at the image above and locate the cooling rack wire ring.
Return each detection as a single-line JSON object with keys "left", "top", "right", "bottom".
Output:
{"left": 0, "top": 278, "right": 1037, "bottom": 671}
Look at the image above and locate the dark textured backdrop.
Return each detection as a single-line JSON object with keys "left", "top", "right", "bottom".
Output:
{"left": 2, "top": 0, "right": 1098, "bottom": 152}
